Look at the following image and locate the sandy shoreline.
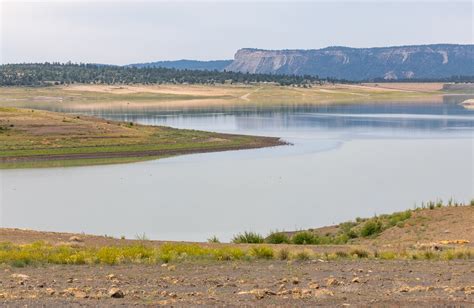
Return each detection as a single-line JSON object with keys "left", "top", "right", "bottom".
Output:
{"left": 0, "top": 82, "right": 452, "bottom": 110}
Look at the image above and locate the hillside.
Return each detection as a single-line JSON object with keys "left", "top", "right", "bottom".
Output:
{"left": 126, "top": 59, "right": 232, "bottom": 71}
{"left": 225, "top": 44, "right": 474, "bottom": 80}
{"left": 293, "top": 205, "right": 474, "bottom": 249}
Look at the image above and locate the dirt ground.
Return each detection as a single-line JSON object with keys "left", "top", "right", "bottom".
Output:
{"left": 0, "top": 83, "right": 447, "bottom": 111}
{"left": 365, "top": 206, "right": 474, "bottom": 248}
{"left": 359, "top": 82, "right": 446, "bottom": 92}
{"left": 1, "top": 260, "right": 472, "bottom": 306}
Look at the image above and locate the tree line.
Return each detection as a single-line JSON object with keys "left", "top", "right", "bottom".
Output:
{"left": 2, "top": 63, "right": 469, "bottom": 86}
{"left": 0, "top": 63, "right": 324, "bottom": 86}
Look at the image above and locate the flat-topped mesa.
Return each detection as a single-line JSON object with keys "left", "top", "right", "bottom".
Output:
{"left": 225, "top": 44, "right": 474, "bottom": 80}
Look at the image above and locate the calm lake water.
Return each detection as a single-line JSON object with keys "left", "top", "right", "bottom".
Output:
{"left": 1, "top": 96, "right": 473, "bottom": 241}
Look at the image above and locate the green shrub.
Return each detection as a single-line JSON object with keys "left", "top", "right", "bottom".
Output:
{"left": 294, "top": 250, "right": 311, "bottom": 261}
{"left": 265, "top": 232, "right": 290, "bottom": 244}
{"left": 346, "top": 229, "right": 358, "bottom": 239}
{"left": 360, "top": 219, "right": 383, "bottom": 237}
{"left": 249, "top": 246, "right": 274, "bottom": 259}
{"left": 332, "top": 234, "right": 350, "bottom": 244}
{"left": 231, "top": 232, "right": 264, "bottom": 244}
{"left": 387, "top": 210, "right": 412, "bottom": 227}
{"left": 423, "top": 251, "right": 436, "bottom": 260}
{"left": 291, "top": 231, "right": 316, "bottom": 245}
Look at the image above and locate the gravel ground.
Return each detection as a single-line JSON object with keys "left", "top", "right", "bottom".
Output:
{"left": 1, "top": 260, "right": 473, "bottom": 307}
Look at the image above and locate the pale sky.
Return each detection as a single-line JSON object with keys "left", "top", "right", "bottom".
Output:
{"left": 1, "top": 0, "right": 472, "bottom": 65}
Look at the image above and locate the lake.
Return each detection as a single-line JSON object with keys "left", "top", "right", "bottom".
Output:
{"left": 1, "top": 96, "right": 473, "bottom": 241}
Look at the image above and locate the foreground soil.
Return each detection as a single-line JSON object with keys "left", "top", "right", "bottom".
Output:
{"left": 1, "top": 260, "right": 472, "bottom": 306}
{"left": 0, "top": 107, "right": 284, "bottom": 168}
{"left": 1, "top": 206, "right": 473, "bottom": 306}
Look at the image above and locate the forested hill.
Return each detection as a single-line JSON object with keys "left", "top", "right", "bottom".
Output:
{"left": 0, "top": 63, "right": 321, "bottom": 86}
{"left": 126, "top": 60, "right": 232, "bottom": 71}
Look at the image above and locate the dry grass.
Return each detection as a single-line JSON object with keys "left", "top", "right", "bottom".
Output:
{"left": 0, "top": 241, "right": 472, "bottom": 267}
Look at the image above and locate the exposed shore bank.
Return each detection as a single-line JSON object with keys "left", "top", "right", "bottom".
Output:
{"left": 0, "top": 82, "right": 457, "bottom": 110}
{"left": 0, "top": 107, "right": 284, "bottom": 169}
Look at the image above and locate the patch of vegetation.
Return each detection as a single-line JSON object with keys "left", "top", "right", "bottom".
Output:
{"left": 207, "top": 236, "right": 220, "bottom": 243}
{"left": 240, "top": 200, "right": 471, "bottom": 246}
{"left": 350, "top": 249, "right": 370, "bottom": 258}
{"left": 360, "top": 219, "right": 383, "bottom": 237}
{"left": 295, "top": 250, "right": 312, "bottom": 261}
{"left": 277, "top": 248, "right": 290, "bottom": 260}
{"left": 135, "top": 233, "right": 149, "bottom": 241}
{"left": 265, "top": 231, "right": 290, "bottom": 244}
{"left": 249, "top": 246, "right": 274, "bottom": 259}
{"left": 231, "top": 232, "right": 264, "bottom": 244}
{"left": 0, "top": 63, "right": 323, "bottom": 87}
{"left": 291, "top": 231, "right": 316, "bottom": 245}
{"left": 0, "top": 242, "right": 472, "bottom": 266}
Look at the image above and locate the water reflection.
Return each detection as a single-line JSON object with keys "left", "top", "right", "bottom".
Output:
{"left": 3, "top": 95, "right": 471, "bottom": 136}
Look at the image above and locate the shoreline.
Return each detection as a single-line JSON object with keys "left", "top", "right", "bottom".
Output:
{"left": 0, "top": 82, "right": 462, "bottom": 110}
{"left": 0, "top": 107, "right": 285, "bottom": 169}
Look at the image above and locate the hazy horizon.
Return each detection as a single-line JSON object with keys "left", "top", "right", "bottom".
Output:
{"left": 1, "top": 0, "right": 473, "bottom": 65}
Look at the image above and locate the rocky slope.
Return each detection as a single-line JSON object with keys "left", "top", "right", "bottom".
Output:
{"left": 225, "top": 44, "right": 474, "bottom": 80}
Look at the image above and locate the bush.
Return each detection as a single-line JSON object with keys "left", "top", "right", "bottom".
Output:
{"left": 249, "top": 246, "right": 274, "bottom": 259}
{"left": 360, "top": 219, "right": 383, "bottom": 237}
{"left": 350, "top": 249, "right": 370, "bottom": 258}
{"left": 387, "top": 210, "right": 412, "bottom": 227}
{"left": 423, "top": 251, "right": 436, "bottom": 260}
{"left": 346, "top": 229, "right": 358, "bottom": 239}
{"left": 291, "top": 231, "right": 316, "bottom": 245}
{"left": 231, "top": 232, "right": 264, "bottom": 244}
{"left": 295, "top": 250, "right": 311, "bottom": 261}
{"left": 265, "top": 232, "right": 290, "bottom": 244}
{"left": 277, "top": 248, "right": 290, "bottom": 260}
{"left": 332, "top": 234, "right": 350, "bottom": 244}
{"left": 135, "top": 233, "right": 149, "bottom": 241}
{"left": 335, "top": 251, "right": 349, "bottom": 258}
{"left": 207, "top": 236, "right": 220, "bottom": 243}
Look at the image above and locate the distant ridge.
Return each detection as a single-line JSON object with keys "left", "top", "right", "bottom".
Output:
{"left": 126, "top": 59, "right": 232, "bottom": 71}
{"left": 224, "top": 44, "right": 474, "bottom": 81}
